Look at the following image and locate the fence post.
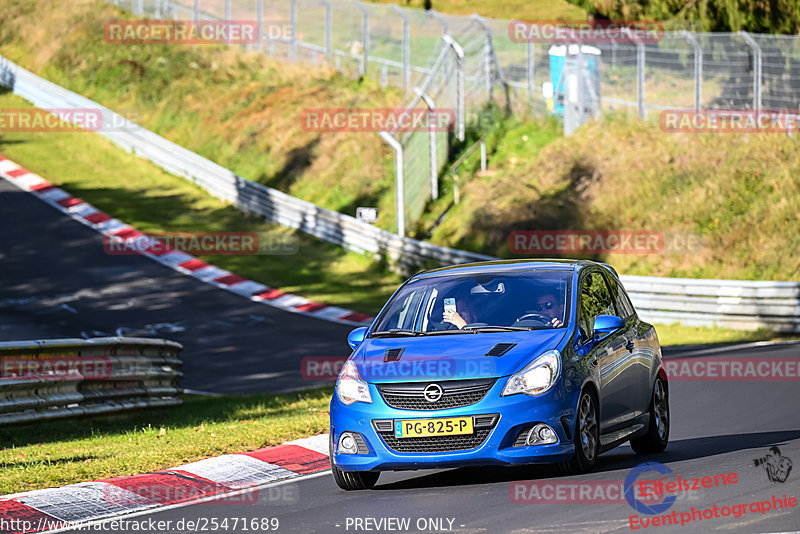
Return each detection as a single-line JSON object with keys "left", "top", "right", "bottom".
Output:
{"left": 625, "top": 28, "right": 646, "bottom": 118}
{"left": 321, "top": 0, "right": 332, "bottom": 60}
{"left": 526, "top": 41, "right": 535, "bottom": 112}
{"left": 136, "top": 0, "right": 143, "bottom": 15}
{"left": 431, "top": 10, "right": 449, "bottom": 79}
{"left": 290, "top": 0, "right": 298, "bottom": 61}
{"left": 353, "top": 1, "right": 370, "bottom": 77}
{"left": 193, "top": 0, "right": 199, "bottom": 20}
{"left": 225, "top": 0, "right": 231, "bottom": 21}
{"left": 379, "top": 132, "right": 405, "bottom": 236}
{"left": 392, "top": 5, "right": 410, "bottom": 89}
{"left": 256, "top": 0, "right": 263, "bottom": 52}
{"left": 681, "top": 31, "right": 703, "bottom": 111}
{"left": 739, "top": 31, "right": 762, "bottom": 112}
{"left": 414, "top": 88, "right": 439, "bottom": 200}
{"left": 443, "top": 34, "right": 465, "bottom": 141}
{"left": 471, "top": 15, "right": 494, "bottom": 95}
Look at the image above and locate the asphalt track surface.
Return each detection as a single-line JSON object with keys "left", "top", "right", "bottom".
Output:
{"left": 2, "top": 178, "right": 800, "bottom": 533}
{"left": 0, "top": 178, "right": 352, "bottom": 394}
{"left": 70, "top": 341, "right": 799, "bottom": 534}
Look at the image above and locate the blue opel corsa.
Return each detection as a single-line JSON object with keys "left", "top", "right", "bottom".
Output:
{"left": 329, "top": 259, "right": 669, "bottom": 490}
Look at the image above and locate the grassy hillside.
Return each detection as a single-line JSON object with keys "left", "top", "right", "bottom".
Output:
{"left": 429, "top": 112, "right": 800, "bottom": 281}
{"left": 0, "top": 0, "right": 402, "bottom": 231}
{"left": 368, "top": 0, "right": 585, "bottom": 19}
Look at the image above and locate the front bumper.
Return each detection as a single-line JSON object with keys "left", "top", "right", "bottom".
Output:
{"left": 330, "top": 379, "right": 578, "bottom": 472}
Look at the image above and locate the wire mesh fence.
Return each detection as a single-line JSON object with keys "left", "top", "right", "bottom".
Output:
{"left": 105, "top": 0, "right": 800, "bottom": 234}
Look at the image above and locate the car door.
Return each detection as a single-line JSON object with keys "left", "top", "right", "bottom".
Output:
{"left": 605, "top": 273, "right": 657, "bottom": 418}
{"left": 577, "top": 270, "right": 632, "bottom": 432}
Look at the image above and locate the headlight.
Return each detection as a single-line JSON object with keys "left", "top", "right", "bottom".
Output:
{"left": 336, "top": 360, "right": 372, "bottom": 405}
{"left": 501, "top": 350, "right": 561, "bottom": 397}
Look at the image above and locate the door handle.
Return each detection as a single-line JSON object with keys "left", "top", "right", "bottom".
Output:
{"left": 626, "top": 340, "right": 635, "bottom": 352}
{"left": 590, "top": 357, "right": 598, "bottom": 367}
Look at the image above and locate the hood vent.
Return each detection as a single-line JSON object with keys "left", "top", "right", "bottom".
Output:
{"left": 485, "top": 343, "right": 516, "bottom": 357}
{"left": 384, "top": 348, "right": 404, "bottom": 362}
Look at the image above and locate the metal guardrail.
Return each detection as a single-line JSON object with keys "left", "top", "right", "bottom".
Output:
{"left": 0, "top": 337, "right": 182, "bottom": 425}
{"left": 0, "top": 56, "right": 798, "bottom": 333}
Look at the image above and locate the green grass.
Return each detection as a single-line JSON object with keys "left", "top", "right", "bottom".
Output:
{"left": 0, "top": 92, "right": 404, "bottom": 314}
{"left": 367, "top": 0, "right": 586, "bottom": 20}
{"left": 0, "top": 388, "right": 332, "bottom": 495}
{"left": 653, "top": 324, "right": 795, "bottom": 347}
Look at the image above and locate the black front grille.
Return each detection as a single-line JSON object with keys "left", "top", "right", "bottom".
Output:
{"left": 377, "top": 429, "right": 492, "bottom": 453}
{"left": 377, "top": 378, "right": 495, "bottom": 411}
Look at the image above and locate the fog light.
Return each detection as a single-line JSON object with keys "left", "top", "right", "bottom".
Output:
{"left": 338, "top": 432, "right": 358, "bottom": 454}
{"left": 526, "top": 423, "right": 557, "bottom": 445}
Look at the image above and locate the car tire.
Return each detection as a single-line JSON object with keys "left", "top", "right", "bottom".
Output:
{"left": 558, "top": 389, "right": 599, "bottom": 475}
{"left": 630, "top": 377, "right": 669, "bottom": 454}
{"left": 329, "top": 435, "right": 380, "bottom": 490}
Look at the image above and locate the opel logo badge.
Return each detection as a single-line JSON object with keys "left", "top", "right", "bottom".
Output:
{"left": 423, "top": 383, "right": 443, "bottom": 402}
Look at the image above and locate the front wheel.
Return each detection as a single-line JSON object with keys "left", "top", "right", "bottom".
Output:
{"left": 558, "top": 390, "right": 599, "bottom": 475}
{"left": 630, "top": 377, "right": 669, "bottom": 454}
{"left": 330, "top": 435, "right": 380, "bottom": 490}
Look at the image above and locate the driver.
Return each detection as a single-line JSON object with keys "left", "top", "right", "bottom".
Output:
{"left": 535, "top": 291, "right": 565, "bottom": 327}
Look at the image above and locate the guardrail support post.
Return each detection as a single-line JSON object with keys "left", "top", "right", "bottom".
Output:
{"left": 379, "top": 132, "right": 405, "bottom": 236}
{"left": 739, "top": 31, "right": 762, "bottom": 112}
{"left": 681, "top": 31, "right": 703, "bottom": 111}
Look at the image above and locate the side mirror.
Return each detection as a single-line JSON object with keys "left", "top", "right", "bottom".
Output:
{"left": 347, "top": 327, "right": 368, "bottom": 350}
{"left": 593, "top": 315, "right": 623, "bottom": 341}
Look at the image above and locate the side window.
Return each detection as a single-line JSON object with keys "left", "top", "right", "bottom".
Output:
{"left": 579, "top": 271, "right": 617, "bottom": 340}
{"left": 605, "top": 274, "right": 636, "bottom": 319}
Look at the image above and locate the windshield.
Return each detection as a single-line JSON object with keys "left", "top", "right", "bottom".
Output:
{"left": 372, "top": 270, "right": 571, "bottom": 336}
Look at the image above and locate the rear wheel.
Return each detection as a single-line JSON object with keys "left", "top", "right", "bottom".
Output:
{"left": 329, "top": 435, "right": 380, "bottom": 490}
{"left": 630, "top": 377, "right": 669, "bottom": 454}
{"left": 558, "top": 390, "right": 599, "bottom": 475}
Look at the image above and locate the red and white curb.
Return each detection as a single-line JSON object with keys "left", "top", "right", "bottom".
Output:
{"left": 0, "top": 435, "right": 331, "bottom": 533}
{"left": 0, "top": 155, "right": 374, "bottom": 327}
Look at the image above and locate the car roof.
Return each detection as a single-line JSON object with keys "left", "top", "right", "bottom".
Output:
{"left": 413, "top": 258, "right": 617, "bottom": 279}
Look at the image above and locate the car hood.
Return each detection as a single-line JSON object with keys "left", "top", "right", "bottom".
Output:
{"left": 354, "top": 330, "right": 567, "bottom": 383}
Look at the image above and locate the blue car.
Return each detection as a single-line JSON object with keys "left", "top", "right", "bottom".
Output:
{"left": 329, "top": 259, "right": 669, "bottom": 490}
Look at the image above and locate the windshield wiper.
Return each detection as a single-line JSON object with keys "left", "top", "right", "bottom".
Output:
{"left": 370, "top": 329, "right": 423, "bottom": 337}
{"left": 461, "top": 326, "right": 534, "bottom": 332}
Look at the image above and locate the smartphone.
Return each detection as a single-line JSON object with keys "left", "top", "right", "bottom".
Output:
{"left": 444, "top": 298, "right": 456, "bottom": 314}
